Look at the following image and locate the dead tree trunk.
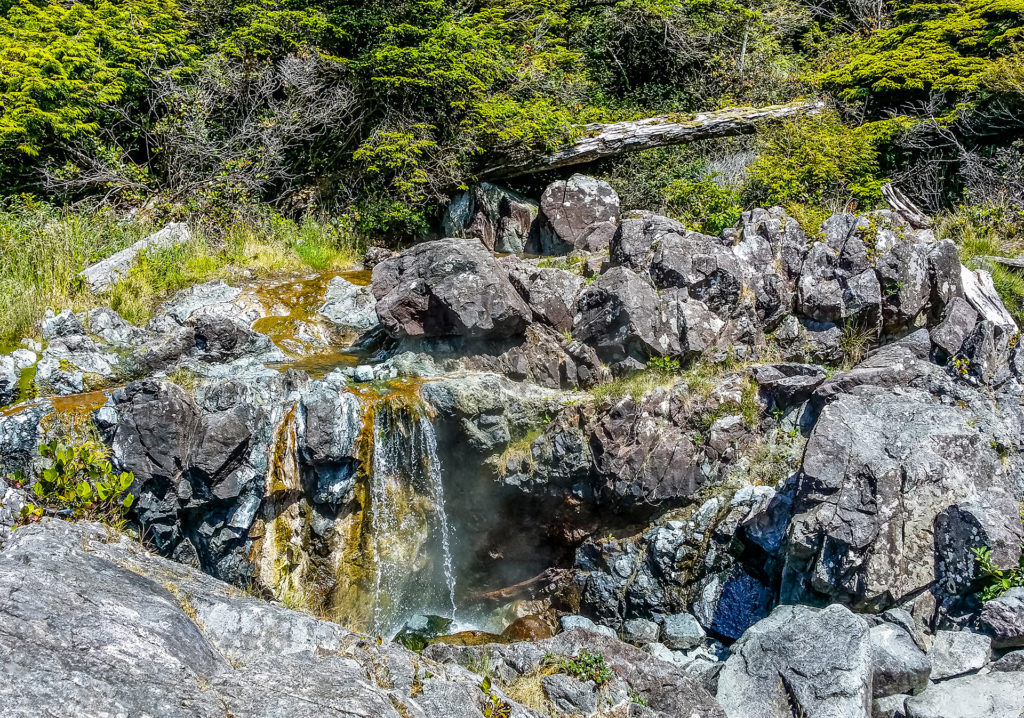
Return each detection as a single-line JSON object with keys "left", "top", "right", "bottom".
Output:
{"left": 480, "top": 100, "right": 825, "bottom": 180}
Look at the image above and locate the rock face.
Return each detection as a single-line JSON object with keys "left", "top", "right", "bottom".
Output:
{"left": 0, "top": 520, "right": 541, "bottom": 718}
{"left": 372, "top": 238, "right": 532, "bottom": 339}
{"left": 903, "top": 673, "right": 1024, "bottom": 718}
{"left": 716, "top": 604, "right": 872, "bottom": 718}
{"left": 782, "top": 388, "right": 1020, "bottom": 610}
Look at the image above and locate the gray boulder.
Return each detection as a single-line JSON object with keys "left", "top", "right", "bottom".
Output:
{"left": 538, "top": 174, "right": 620, "bottom": 255}
{"left": 928, "top": 630, "right": 991, "bottom": 680}
{"left": 869, "top": 622, "right": 931, "bottom": 698}
{"left": 504, "top": 259, "right": 585, "bottom": 333}
{"left": 717, "top": 603, "right": 872, "bottom": 718}
{"left": 573, "top": 266, "right": 679, "bottom": 369}
{"left": 980, "top": 588, "right": 1024, "bottom": 649}
{"left": 0, "top": 355, "right": 17, "bottom": 406}
{"left": 372, "top": 238, "right": 532, "bottom": 339}
{"left": 930, "top": 296, "right": 979, "bottom": 357}
{"left": 783, "top": 389, "right": 1015, "bottom": 609}
{"left": 661, "top": 612, "right": 707, "bottom": 650}
{"left": 318, "top": 276, "right": 378, "bottom": 331}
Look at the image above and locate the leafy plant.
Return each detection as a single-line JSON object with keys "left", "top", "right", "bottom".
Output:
{"left": 973, "top": 545, "right": 1024, "bottom": 601}
{"left": 13, "top": 440, "right": 135, "bottom": 529}
{"left": 647, "top": 356, "right": 681, "bottom": 373}
{"left": 479, "top": 675, "right": 512, "bottom": 718}
{"left": 544, "top": 650, "right": 613, "bottom": 686}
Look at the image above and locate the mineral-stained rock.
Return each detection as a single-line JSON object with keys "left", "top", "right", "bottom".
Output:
{"left": 423, "top": 628, "right": 726, "bottom": 718}
{"left": 716, "top": 604, "right": 872, "bottom": 718}
{"left": 503, "top": 258, "right": 585, "bottom": 333}
{"left": 319, "top": 276, "right": 378, "bottom": 331}
{"left": 0, "top": 520, "right": 538, "bottom": 718}
{"left": 442, "top": 182, "right": 541, "bottom": 253}
{"left": 372, "top": 238, "right": 532, "bottom": 339}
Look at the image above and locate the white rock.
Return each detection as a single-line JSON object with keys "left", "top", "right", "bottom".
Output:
{"left": 79, "top": 222, "right": 190, "bottom": 293}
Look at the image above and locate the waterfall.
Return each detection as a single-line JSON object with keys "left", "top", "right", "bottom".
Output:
{"left": 366, "top": 392, "right": 457, "bottom": 635}
{"left": 418, "top": 411, "right": 458, "bottom": 621}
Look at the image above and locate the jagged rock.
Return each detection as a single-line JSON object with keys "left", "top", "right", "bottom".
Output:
{"left": 158, "top": 279, "right": 243, "bottom": 325}
{"left": 537, "top": 174, "right": 620, "bottom": 255}
{"left": 933, "top": 491, "right": 1024, "bottom": 601}
{"left": 504, "top": 259, "right": 585, "bottom": 333}
{"left": 798, "top": 243, "right": 845, "bottom": 323}
{"left": 716, "top": 604, "right": 872, "bottom": 718}
{"left": 737, "top": 207, "right": 808, "bottom": 282}
{"left": 574, "top": 266, "right": 679, "bottom": 370}
{"left": 78, "top": 222, "right": 190, "bottom": 292}
{"left": 443, "top": 182, "right": 540, "bottom": 253}
{"left": 589, "top": 395, "right": 701, "bottom": 508}
{"left": 318, "top": 276, "right": 378, "bottom": 331}
{"left": 928, "top": 630, "right": 991, "bottom": 680}
{"left": 751, "top": 363, "right": 826, "bottom": 409}
{"left": 649, "top": 231, "right": 744, "bottom": 316}
{"left": 87, "top": 307, "right": 152, "bottom": 348}
{"left": 783, "top": 388, "right": 1015, "bottom": 610}
{"left": 40, "top": 308, "right": 85, "bottom": 339}
{"left": 842, "top": 269, "right": 883, "bottom": 328}
{"left": 610, "top": 213, "right": 688, "bottom": 273}
{"left": 980, "top": 588, "right": 1024, "bottom": 649}
{"left": 661, "top": 612, "right": 706, "bottom": 650}
{"left": 869, "top": 622, "right": 931, "bottom": 698}
{"left": 190, "top": 313, "right": 284, "bottom": 365}
{"left": 372, "top": 238, "right": 532, "bottom": 339}
{"left": 298, "top": 383, "right": 363, "bottom": 505}
{"left": 958, "top": 319, "right": 1006, "bottom": 383}
{"left": 927, "top": 240, "right": 964, "bottom": 311}
{"left": 877, "top": 240, "right": 932, "bottom": 328}
{"left": 542, "top": 673, "right": 600, "bottom": 715}
{"left": 0, "top": 355, "right": 17, "bottom": 406}
{"left": 671, "top": 294, "right": 726, "bottom": 357}
{"left": 930, "top": 297, "right": 979, "bottom": 357}
{"left": 903, "top": 672, "right": 1024, "bottom": 718}
{"left": 34, "top": 357, "right": 84, "bottom": 394}
{"left": 991, "top": 650, "right": 1024, "bottom": 672}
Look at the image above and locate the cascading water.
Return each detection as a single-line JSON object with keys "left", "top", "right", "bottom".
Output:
{"left": 366, "top": 395, "right": 458, "bottom": 635}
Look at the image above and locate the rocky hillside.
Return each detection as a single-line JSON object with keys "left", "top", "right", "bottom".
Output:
{"left": 2, "top": 174, "right": 1024, "bottom": 717}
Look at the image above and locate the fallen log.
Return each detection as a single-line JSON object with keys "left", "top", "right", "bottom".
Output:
{"left": 474, "top": 568, "right": 571, "bottom": 604}
{"left": 480, "top": 100, "right": 826, "bottom": 180}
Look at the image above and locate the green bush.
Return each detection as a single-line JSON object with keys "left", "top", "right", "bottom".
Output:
{"left": 11, "top": 440, "right": 135, "bottom": 529}
{"left": 744, "top": 112, "right": 889, "bottom": 212}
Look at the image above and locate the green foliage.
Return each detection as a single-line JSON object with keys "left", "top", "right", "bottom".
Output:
{"left": 479, "top": 675, "right": 512, "bottom": 718}
{"left": 12, "top": 440, "right": 135, "bottom": 529}
{"left": 821, "top": 0, "right": 1024, "bottom": 102}
{"left": 973, "top": 544, "right": 1024, "bottom": 601}
{"left": 664, "top": 175, "right": 743, "bottom": 235}
{"left": 745, "top": 112, "right": 890, "bottom": 211}
{"left": 0, "top": 0, "right": 193, "bottom": 156}
{"left": 544, "top": 650, "right": 613, "bottom": 686}
{"left": 647, "top": 356, "right": 682, "bottom": 372}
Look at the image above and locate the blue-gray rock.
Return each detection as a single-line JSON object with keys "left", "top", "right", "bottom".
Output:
{"left": 981, "top": 588, "right": 1024, "bottom": 649}
{"left": 661, "top": 612, "right": 706, "bottom": 650}
{"left": 622, "top": 618, "right": 660, "bottom": 645}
